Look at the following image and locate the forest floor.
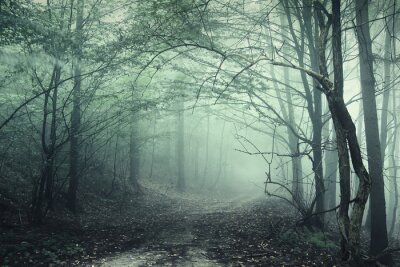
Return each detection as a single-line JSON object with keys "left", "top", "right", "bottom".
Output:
{"left": 1, "top": 182, "right": 399, "bottom": 266}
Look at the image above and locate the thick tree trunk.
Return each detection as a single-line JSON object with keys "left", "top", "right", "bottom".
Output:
{"left": 355, "top": 0, "right": 391, "bottom": 263}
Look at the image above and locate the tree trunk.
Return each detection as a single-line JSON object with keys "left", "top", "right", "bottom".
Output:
{"left": 304, "top": 0, "right": 324, "bottom": 227}
{"left": 380, "top": 0, "right": 394, "bottom": 165}
{"left": 389, "top": 60, "right": 398, "bottom": 236}
{"left": 277, "top": 11, "right": 304, "bottom": 208}
{"left": 212, "top": 121, "right": 225, "bottom": 189}
{"left": 194, "top": 140, "right": 199, "bottom": 183}
{"left": 44, "top": 65, "right": 60, "bottom": 211}
{"left": 176, "top": 97, "right": 185, "bottom": 191}
{"left": 67, "top": 0, "right": 84, "bottom": 213}
{"left": 353, "top": 101, "right": 363, "bottom": 202}
{"left": 319, "top": 1, "right": 371, "bottom": 262}
{"left": 202, "top": 113, "right": 210, "bottom": 187}
{"left": 283, "top": 0, "right": 324, "bottom": 226}
{"left": 149, "top": 112, "right": 157, "bottom": 179}
{"left": 31, "top": 64, "right": 61, "bottom": 224}
{"left": 129, "top": 125, "right": 142, "bottom": 193}
{"left": 325, "top": 123, "right": 338, "bottom": 210}
{"left": 389, "top": 121, "right": 398, "bottom": 236}
{"left": 355, "top": 0, "right": 391, "bottom": 263}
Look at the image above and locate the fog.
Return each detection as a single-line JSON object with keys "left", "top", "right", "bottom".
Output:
{"left": 1, "top": 0, "right": 399, "bottom": 266}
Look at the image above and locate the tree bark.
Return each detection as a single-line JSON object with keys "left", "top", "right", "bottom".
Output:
{"left": 212, "top": 121, "right": 225, "bottom": 189}
{"left": 202, "top": 113, "right": 210, "bottom": 187}
{"left": 31, "top": 64, "right": 61, "bottom": 224}
{"left": 355, "top": 0, "right": 392, "bottom": 263}
{"left": 324, "top": 122, "right": 338, "bottom": 210}
{"left": 176, "top": 94, "right": 185, "bottom": 191}
{"left": 129, "top": 124, "right": 142, "bottom": 193}
{"left": 149, "top": 112, "right": 157, "bottom": 179}
{"left": 315, "top": 1, "right": 372, "bottom": 262}
{"left": 277, "top": 12, "right": 304, "bottom": 207}
{"left": 389, "top": 60, "right": 398, "bottom": 236}
{"left": 304, "top": 0, "right": 324, "bottom": 227}
{"left": 283, "top": 0, "right": 324, "bottom": 226}
{"left": 67, "top": 0, "right": 84, "bottom": 213}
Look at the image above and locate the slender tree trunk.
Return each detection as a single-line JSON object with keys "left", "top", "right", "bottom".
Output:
{"left": 176, "top": 96, "right": 185, "bottom": 191}
{"left": 389, "top": 61, "right": 398, "bottom": 236}
{"left": 304, "top": 0, "right": 324, "bottom": 227}
{"left": 382, "top": 0, "right": 396, "bottom": 232}
{"left": 380, "top": 0, "right": 394, "bottom": 165}
{"left": 320, "top": 2, "right": 371, "bottom": 262}
{"left": 194, "top": 140, "right": 199, "bottom": 183}
{"left": 32, "top": 64, "right": 60, "bottom": 224}
{"left": 353, "top": 101, "right": 363, "bottom": 201}
{"left": 355, "top": 0, "right": 392, "bottom": 263}
{"left": 283, "top": 1, "right": 324, "bottom": 225}
{"left": 67, "top": 0, "right": 84, "bottom": 213}
{"left": 166, "top": 120, "right": 172, "bottom": 178}
{"left": 277, "top": 13, "right": 304, "bottom": 207}
{"left": 325, "top": 123, "right": 338, "bottom": 210}
{"left": 106, "top": 134, "right": 119, "bottom": 197}
{"left": 44, "top": 65, "right": 60, "bottom": 211}
{"left": 389, "top": 123, "right": 398, "bottom": 236}
{"left": 275, "top": 1, "right": 374, "bottom": 263}
{"left": 129, "top": 124, "right": 142, "bottom": 193}
{"left": 202, "top": 113, "right": 210, "bottom": 187}
{"left": 149, "top": 113, "right": 157, "bottom": 179}
{"left": 212, "top": 121, "right": 225, "bottom": 189}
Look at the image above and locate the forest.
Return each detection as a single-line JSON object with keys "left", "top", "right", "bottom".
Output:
{"left": 0, "top": 0, "right": 400, "bottom": 266}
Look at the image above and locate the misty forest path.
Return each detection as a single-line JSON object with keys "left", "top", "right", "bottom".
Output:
{"left": 94, "top": 192, "right": 337, "bottom": 266}
{"left": 97, "top": 194, "right": 261, "bottom": 266}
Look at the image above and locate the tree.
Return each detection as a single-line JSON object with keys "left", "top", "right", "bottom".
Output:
{"left": 355, "top": 0, "right": 392, "bottom": 263}
{"left": 176, "top": 82, "right": 186, "bottom": 192}
{"left": 277, "top": 12, "right": 304, "bottom": 208}
{"left": 129, "top": 120, "right": 142, "bottom": 193}
{"left": 30, "top": 0, "right": 70, "bottom": 224}
{"left": 274, "top": 0, "right": 372, "bottom": 262}
{"left": 324, "top": 124, "right": 338, "bottom": 210}
{"left": 67, "top": 0, "right": 84, "bottom": 213}
{"left": 282, "top": 0, "right": 325, "bottom": 227}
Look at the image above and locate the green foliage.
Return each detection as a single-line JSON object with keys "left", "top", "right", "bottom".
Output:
{"left": 280, "top": 228, "right": 338, "bottom": 250}
{"left": 134, "top": 0, "right": 207, "bottom": 44}
{"left": 306, "top": 231, "right": 337, "bottom": 250}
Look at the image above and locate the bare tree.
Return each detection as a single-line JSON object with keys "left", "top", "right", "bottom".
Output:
{"left": 67, "top": 0, "right": 84, "bottom": 213}
{"left": 355, "top": 0, "right": 392, "bottom": 263}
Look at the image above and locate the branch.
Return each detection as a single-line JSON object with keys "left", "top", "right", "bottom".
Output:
{"left": 296, "top": 198, "right": 358, "bottom": 225}
{"left": 271, "top": 61, "right": 333, "bottom": 93}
